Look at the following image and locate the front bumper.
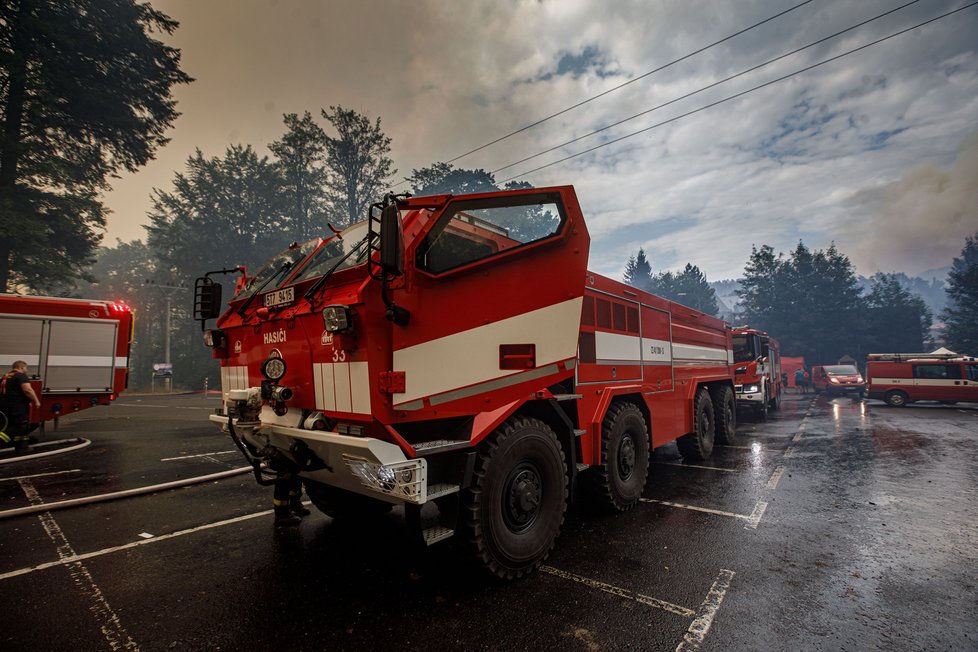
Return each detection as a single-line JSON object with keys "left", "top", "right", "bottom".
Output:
{"left": 735, "top": 384, "right": 764, "bottom": 404}
{"left": 209, "top": 414, "right": 429, "bottom": 504}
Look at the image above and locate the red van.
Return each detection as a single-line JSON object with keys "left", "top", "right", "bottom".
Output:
{"left": 811, "top": 364, "right": 865, "bottom": 397}
{"left": 866, "top": 354, "right": 978, "bottom": 406}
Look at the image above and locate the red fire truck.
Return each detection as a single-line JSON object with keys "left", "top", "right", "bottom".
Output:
{"left": 0, "top": 294, "right": 133, "bottom": 428}
{"left": 866, "top": 353, "right": 978, "bottom": 406}
{"left": 732, "top": 327, "right": 782, "bottom": 418}
{"left": 195, "top": 186, "right": 736, "bottom": 578}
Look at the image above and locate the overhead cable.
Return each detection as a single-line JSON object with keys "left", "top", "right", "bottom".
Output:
{"left": 499, "top": 2, "right": 977, "bottom": 184}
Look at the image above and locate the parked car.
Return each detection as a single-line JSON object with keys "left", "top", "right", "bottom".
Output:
{"left": 811, "top": 364, "right": 865, "bottom": 397}
{"left": 866, "top": 353, "right": 978, "bottom": 406}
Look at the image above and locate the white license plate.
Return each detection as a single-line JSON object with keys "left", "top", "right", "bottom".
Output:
{"left": 263, "top": 287, "right": 294, "bottom": 308}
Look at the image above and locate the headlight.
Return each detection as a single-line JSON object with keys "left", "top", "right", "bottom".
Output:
{"left": 744, "top": 384, "right": 760, "bottom": 393}
{"left": 829, "top": 377, "right": 840, "bottom": 384}
{"left": 322, "top": 305, "right": 350, "bottom": 332}
{"left": 344, "top": 456, "right": 427, "bottom": 503}
{"left": 261, "top": 357, "right": 287, "bottom": 381}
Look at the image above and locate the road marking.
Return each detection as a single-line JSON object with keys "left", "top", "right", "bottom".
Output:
{"left": 654, "top": 462, "right": 738, "bottom": 473}
{"left": 641, "top": 498, "right": 768, "bottom": 529}
{"left": 161, "top": 451, "right": 237, "bottom": 461}
{"left": 792, "top": 431, "right": 803, "bottom": 442}
{"left": 745, "top": 501, "right": 768, "bottom": 529}
{"left": 675, "top": 569, "right": 736, "bottom": 652}
{"left": 138, "top": 532, "right": 154, "bottom": 539}
{"left": 766, "top": 466, "right": 785, "bottom": 490}
{"left": 18, "top": 479, "right": 140, "bottom": 651}
{"left": 0, "top": 469, "right": 81, "bottom": 482}
{"left": 0, "top": 507, "right": 274, "bottom": 582}
{"left": 540, "top": 565, "right": 694, "bottom": 617}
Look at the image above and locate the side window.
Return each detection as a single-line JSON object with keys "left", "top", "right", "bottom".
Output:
{"left": 416, "top": 193, "right": 565, "bottom": 275}
{"left": 966, "top": 364, "right": 978, "bottom": 381}
{"left": 913, "top": 364, "right": 961, "bottom": 379}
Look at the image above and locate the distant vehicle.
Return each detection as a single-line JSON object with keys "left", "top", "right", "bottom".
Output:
{"left": 865, "top": 353, "right": 978, "bottom": 407}
{"left": 0, "top": 294, "right": 133, "bottom": 429}
{"left": 811, "top": 364, "right": 865, "bottom": 397}
{"left": 732, "top": 327, "right": 782, "bottom": 418}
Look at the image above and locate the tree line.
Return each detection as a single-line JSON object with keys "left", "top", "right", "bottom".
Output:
{"left": 622, "top": 236, "right": 978, "bottom": 366}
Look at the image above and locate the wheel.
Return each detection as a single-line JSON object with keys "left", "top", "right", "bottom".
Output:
{"left": 755, "top": 391, "right": 769, "bottom": 420}
{"left": 711, "top": 385, "right": 736, "bottom": 445}
{"left": 460, "top": 416, "right": 568, "bottom": 579}
{"left": 884, "top": 390, "right": 909, "bottom": 407}
{"left": 595, "top": 401, "right": 650, "bottom": 512}
{"left": 303, "top": 480, "right": 393, "bottom": 520}
{"left": 677, "top": 388, "right": 715, "bottom": 461}
{"left": 769, "top": 387, "right": 781, "bottom": 411}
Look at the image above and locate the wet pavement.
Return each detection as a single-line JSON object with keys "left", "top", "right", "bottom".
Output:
{"left": 1, "top": 392, "right": 976, "bottom": 651}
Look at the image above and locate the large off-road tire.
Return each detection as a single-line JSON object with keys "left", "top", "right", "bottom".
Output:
{"left": 711, "top": 385, "right": 737, "bottom": 445}
{"left": 303, "top": 480, "right": 393, "bottom": 520}
{"left": 677, "top": 388, "right": 715, "bottom": 461}
{"left": 755, "top": 388, "right": 769, "bottom": 421}
{"left": 884, "top": 390, "right": 910, "bottom": 407}
{"left": 595, "top": 401, "right": 650, "bottom": 512}
{"left": 769, "top": 387, "right": 782, "bottom": 411}
{"left": 460, "top": 416, "right": 568, "bottom": 580}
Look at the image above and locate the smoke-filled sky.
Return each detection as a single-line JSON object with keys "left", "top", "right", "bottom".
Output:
{"left": 105, "top": 0, "right": 978, "bottom": 281}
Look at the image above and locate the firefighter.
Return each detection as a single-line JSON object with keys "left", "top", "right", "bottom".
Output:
{"left": 0, "top": 361, "right": 41, "bottom": 452}
{"left": 272, "top": 474, "right": 310, "bottom": 527}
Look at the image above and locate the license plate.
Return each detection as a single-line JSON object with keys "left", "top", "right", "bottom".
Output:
{"left": 263, "top": 287, "right": 294, "bottom": 308}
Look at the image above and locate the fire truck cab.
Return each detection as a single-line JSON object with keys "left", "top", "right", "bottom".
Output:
{"left": 195, "top": 186, "right": 736, "bottom": 578}
{"left": 866, "top": 353, "right": 978, "bottom": 406}
{"left": 732, "top": 327, "right": 782, "bottom": 418}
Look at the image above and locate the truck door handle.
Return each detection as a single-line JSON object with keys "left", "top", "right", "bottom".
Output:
{"left": 954, "top": 381, "right": 961, "bottom": 385}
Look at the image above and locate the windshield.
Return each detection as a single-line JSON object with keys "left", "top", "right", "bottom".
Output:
{"left": 233, "top": 238, "right": 321, "bottom": 299}
{"left": 825, "top": 365, "right": 859, "bottom": 375}
{"left": 291, "top": 221, "right": 371, "bottom": 283}
{"left": 732, "top": 334, "right": 759, "bottom": 363}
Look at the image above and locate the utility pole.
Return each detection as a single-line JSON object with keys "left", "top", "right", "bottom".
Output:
{"left": 145, "top": 280, "right": 188, "bottom": 392}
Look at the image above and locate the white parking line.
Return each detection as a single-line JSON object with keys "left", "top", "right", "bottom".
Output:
{"left": 161, "top": 451, "right": 236, "bottom": 461}
{"left": 18, "top": 479, "right": 140, "bottom": 651}
{"left": 0, "top": 507, "right": 275, "bottom": 582}
{"left": 540, "top": 565, "right": 695, "bottom": 617}
{"left": 675, "top": 569, "right": 736, "bottom": 652}
{"left": 654, "top": 462, "right": 738, "bottom": 473}
{"left": 791, "top": 431, "right": 804, "bottom": 442}
{"left": 766, "top": 466, "right": 785, "bottom": 490}
{"left": 1, "top": 469, "right": 81, "bottom": 482}
{"left": 640, "top": 498, "right": 768, "bottom": 530}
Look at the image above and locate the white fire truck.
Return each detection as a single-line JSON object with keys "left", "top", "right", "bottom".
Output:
{"left": 0, "top": 294, "right": 133, "bottom": 428}
{"left": 866, "top": 353, "right": 978, "bottom": 406}
{"left": 195, "top": 186, "right": 737, "bottom": 578}
{"left": 731, "top": 327, "right": 782, "bottom": 418}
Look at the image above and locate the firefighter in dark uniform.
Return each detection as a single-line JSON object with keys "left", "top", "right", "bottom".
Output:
{"left": 272, "top": 474, "right": 309, "bottom": 526}
{"left": 0, "top": 360, "right": 41, "bottom": 451}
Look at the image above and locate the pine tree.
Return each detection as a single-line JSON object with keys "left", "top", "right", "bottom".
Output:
{"left": 622, "top": 248, "right": 654, "bottom": 293}
{"left": 942, "top": 233, "right": 978, "bottom": 355}
{"left": 865, "top": 273, "right": 932, "bottom": 352}
{"left": 269, "top": 112, "right": 329, "bottom": 241}
{"left": 0, "top": 0, "right": 191, "bottom": 292}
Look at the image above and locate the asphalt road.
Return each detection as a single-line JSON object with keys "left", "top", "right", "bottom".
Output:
{"left": 1, "top": 392, "right": 976, "bottom": 651}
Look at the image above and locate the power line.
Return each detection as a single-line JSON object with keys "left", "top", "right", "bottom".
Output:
{"left": 392, "top": 0, "right": 817, "bottom": 186}
{"left": 498, "top": 2, "right": 977, "bottom": 184}
{"left": 492, "top": 0, "right": 923, "bottom": 175}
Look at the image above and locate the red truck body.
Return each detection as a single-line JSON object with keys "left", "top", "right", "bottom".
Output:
{"left": 732, "top": 327, "right": 782, "bottom": 417}
{"left": 198, "top": 186, "right": 735, "bottom": 577}
{"left": 0, "top": 293, "right": 133, "bottom": 424}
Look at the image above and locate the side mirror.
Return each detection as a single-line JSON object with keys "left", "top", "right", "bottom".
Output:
{"left": 194, "top": 278, "right": 223, "bottom": 321}
{"left": 379, "top": 202, "right": 404, "bottom": 276}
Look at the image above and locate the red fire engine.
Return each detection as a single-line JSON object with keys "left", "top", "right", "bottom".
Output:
{"left": 195, "top": 186, "right": 736, "bottom": 578}
{"left": 0, "top": 294, "right": 133, "bottom": 427}
{"left": 732, "top": 327, "right": 782, "bottom": 418}
{"left": 866, "top": 353, "right": 978, "bottom": 406}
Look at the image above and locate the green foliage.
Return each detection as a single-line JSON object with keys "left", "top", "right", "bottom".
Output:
{"left": 0, "top": 0, "right": 191, "bottom": 291}
{"left": 322, "top": 106, "right": 395, "bottom": 227}
{"left": 942, "top": 232, "right": 978, "bottom": 355}
{"left": 269, "top": 112, "right": 330, "bottom": 241}
{"left": 622, "top": 249, "right": 653, "bottom": 293}
{"left": 406, "top": 162, "right": 498, "bottom": 195}
{"left": 623, "top": 250, "right": 719, "bottom": 316}
{"left": 864, "top": 273, "right": 932, "bottom": 352}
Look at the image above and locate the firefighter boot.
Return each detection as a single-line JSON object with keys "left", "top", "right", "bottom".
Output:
{"left": 273, "top": 502, "right": 301, "bottom": 527}
{"left": 289, "top": 492, "right": 310, "bottom": 517}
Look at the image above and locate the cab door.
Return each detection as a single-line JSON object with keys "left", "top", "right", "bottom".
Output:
{"left": 390, "top": 186, "right": 591, "bottom": 415}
